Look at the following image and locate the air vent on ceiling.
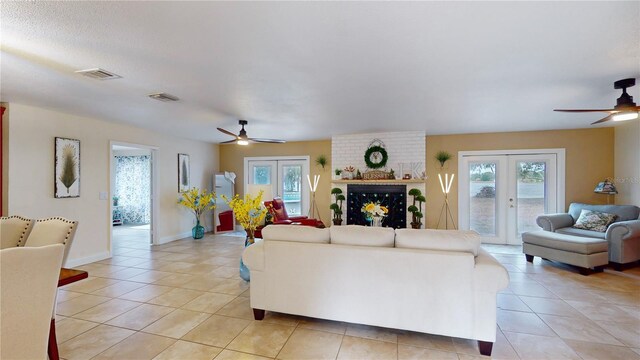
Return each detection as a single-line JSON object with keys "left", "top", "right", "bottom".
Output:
{"left": 148, "top": 93, "right": 180, "bottom": 102}
{"left": 75, "top": 68, "right": 121, "bottom": 80}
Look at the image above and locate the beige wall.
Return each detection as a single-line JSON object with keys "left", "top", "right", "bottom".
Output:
{"left": 615, "top": 121, "right": 640, "bottom": 206}
{"left": 1, "top": 102, "right": 8, "bottom": 215}
{"left": 425, "top": 128, "right": 615, "bottom": 229}
{"left": 4, "top": 103, "right": 219, "bottom": 266}
{"left": 219, "top": 140, "right": 332, "bottom": 225}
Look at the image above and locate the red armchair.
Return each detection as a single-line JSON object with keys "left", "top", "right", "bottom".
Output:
{"left": 264, "top": 198, "right": 325, "bottom": 228}
{"left": 216, "top": 210, "right": 234, "bottom": 232}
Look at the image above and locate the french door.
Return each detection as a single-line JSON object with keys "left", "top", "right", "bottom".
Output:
{"left": 245, "top": 157, "right": 310, "bottom": 217}
{"left": 459, "top": 150, "right": 564, "bottom": 244}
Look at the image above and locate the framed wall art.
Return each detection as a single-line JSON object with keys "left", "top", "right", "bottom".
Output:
{"left": 178, "top": 153, "right": 190, "bottom": 192}
{"left": 55, "top": 137, "right": 80, "bottom": 198}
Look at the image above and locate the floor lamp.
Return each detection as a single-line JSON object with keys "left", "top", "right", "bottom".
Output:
{"left": 307, "top": 175, "right": 322, "bottom": 222}
{"left": 437, "top": 173, "right": 457, "bottom": 230}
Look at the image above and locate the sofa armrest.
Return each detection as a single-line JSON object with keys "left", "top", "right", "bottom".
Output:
{"left": 474, "top": 249, "right": 509, "bottom": 293}
{"left": 242, "top": 239, "right": 264, "bottom": 271}
{"left": 536, "top": 213, "right": 574, "bottom": 231}
{"left": 606, "top": 220, "right": 640, "bottom": 242}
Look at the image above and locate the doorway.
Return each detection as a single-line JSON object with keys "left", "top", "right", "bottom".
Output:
{"left": 244, "top": 157, "right": 310, "bottom": 217}
{"left": 458, "top": 149, "right": 565, "bottom": 244}
{"left": 110, "top": 142, "right": 159, "bottom": 249}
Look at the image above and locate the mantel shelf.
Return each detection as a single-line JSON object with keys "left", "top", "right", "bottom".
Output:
{"left": 331, "top": 179, "right": 425, "bottom": 184}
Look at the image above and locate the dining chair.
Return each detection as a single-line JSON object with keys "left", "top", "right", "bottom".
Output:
{"left": 0, "top": 215, "right": 34, "bottom": 249}
{"left": 24, "top": 217, "right": 78, "bottom": 265}
{"left": 0, "top": 244, "right": 65, "bottom": 360}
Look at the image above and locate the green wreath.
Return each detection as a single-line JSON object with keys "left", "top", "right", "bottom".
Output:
{"left": 364, "top": 146, "right": 388, "bottom": 169}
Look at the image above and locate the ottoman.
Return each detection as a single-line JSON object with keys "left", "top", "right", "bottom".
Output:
{"left": 522, "top": 230, "right": 609, "bottom": 275}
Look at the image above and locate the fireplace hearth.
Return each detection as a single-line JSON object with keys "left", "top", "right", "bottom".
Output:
{"left": 347, "top": 185, "right": 406, "bottom": 228}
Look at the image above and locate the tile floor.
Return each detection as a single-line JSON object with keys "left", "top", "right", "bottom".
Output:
{"left": 57, "top": 230, "right": 640, "bottom": 360}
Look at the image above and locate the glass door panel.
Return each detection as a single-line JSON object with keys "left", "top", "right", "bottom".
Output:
{"left": 508, "top": 155, "right": 557, "bottom": 243}
{"left": 516, "top": 161, "right": 546, "bottom": 235}
{"left": 247, "top": 161, "right": 277, "bottom": 199}
{"left": 469, "top": 162, "right": 497, "bottom": 236}
{"left": 278, "top": 162, "right": 304, "bottom": 216}
{"left": 459, "top": 156, "right": 507, "bottom": 244}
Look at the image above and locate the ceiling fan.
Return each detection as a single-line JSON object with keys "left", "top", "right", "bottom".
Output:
{"left": 217, "top": 120, "right": 286, "bottom": 145}
{"left": 554, "top": 78, "right": 640, "bottom": 124}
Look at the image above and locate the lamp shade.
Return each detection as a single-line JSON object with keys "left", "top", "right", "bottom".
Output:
{"left": 246, "top": 184, "right": 273, "bottom": 202}
{"left": 594, "top": 179, "right": 618, "bottom": 194}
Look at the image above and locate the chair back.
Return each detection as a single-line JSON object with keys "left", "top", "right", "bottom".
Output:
{"left": 24, "top": 217, "right": 78, "bottom": 265}
{"left": 0, "top": 244, "right": 64, "bottom": 360}
{"left": 567, "top": 203, "right": 640, "bottom": 223}
{"left": 0, "top": 215, "right": 34, "bottom": 249}
{"left": 266, "top": 197, "right": 290, "bottom": 221}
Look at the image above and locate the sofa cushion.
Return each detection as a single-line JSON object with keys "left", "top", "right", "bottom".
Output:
{"left": 395, "top": 229, "right": 481, "bottom": 256}
{"left": 568, "top": 203, "right": 639, "bottom": 223}
{"left": 556, "top": 227, "right": 606, "bottom": 239}
{"left": 330, "top": 225, "right": 395, "bottom": 247}
{"left": 262, "top": 225, "right": 330, "bottom": 244}
{"left": 573, "top": 209, "right": 617, "bottom": 232}
{"left": 522, "top": 230, "right": 608, "bottom": 254}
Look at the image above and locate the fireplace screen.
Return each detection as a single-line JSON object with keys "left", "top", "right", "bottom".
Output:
{"left": 347, "top": 185, "right": 406, "bottom": 228}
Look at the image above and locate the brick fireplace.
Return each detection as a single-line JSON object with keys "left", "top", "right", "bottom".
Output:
{"left": 331, "top": 131, "right": 426, "bottom": 228}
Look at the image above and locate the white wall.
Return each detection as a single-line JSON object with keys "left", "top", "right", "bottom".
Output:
{"left": 332, "top": 131, "right": 426, "bottom": 175}
{"left": 615, "top": 121, "right": 640, "bottom": 206}
{"left": 5, "top": 103, "right": 219, "bottom": 266}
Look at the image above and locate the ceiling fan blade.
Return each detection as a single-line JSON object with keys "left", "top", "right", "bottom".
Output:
{"left": 554, "top": 109, "right": 616, "bottom": 113}
{"left": 220, "top": 139, "right": 237, "bottom": 144}
{"left": 591, "top": 114, "right": 614, "bottom": 125}
{"left": 217, "top": 127, "right": 238, "bottom": 138}
{"left": 249, "top": 138, "right": 286, "bottom": 144}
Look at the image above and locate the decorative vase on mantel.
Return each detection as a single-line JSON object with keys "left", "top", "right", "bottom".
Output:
{"left": 239, "top": 229, "right": 255, "bottom": 281}
{"left": 192, "top": 217, "right": 205, "bottom": 239}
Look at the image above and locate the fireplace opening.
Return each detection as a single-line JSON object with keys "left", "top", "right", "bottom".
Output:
{"left": 347, "top": 185, "right": 406, "bottom": 228}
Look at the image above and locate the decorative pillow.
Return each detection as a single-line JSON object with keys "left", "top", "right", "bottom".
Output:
{"left": 573, "top": 209, "right": 617, "bottom": 232}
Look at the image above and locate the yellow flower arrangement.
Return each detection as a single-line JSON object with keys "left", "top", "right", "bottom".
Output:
{"left": 222, "top": 190, "right": 267, "bottom": 242}
{"left": 178, "top": 187, "right": 216, "bottom": 223}
{"left": 361, "top": 201, "right": 388, "bottom": 218}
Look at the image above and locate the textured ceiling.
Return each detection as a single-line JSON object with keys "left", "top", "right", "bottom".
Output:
{"left": 1, "top": 1, "right": 639, "bottom": 143}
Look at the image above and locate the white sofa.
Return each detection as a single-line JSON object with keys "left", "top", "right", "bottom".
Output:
{"left": 242, "top": 225, "right": 509, "bottom": 356}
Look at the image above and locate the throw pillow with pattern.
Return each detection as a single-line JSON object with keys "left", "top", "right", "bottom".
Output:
{"left": 573, "top": 209, "right": 617, "bottom": 232}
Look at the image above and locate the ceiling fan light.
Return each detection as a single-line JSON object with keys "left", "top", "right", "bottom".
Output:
{"left": 612, "top": 112, "right": 639, "bottom": 121}
{"left": 237, "top": 139, "right": 249, "bottom": 146}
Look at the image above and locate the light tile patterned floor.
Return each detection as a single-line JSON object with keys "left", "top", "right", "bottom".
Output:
{"left": 57, "top": 229, "right": 640, "bottom": 360}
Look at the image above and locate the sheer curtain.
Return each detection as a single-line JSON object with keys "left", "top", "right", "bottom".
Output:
{"left": 114, "top": 156, "right": 151, "bottom": 224}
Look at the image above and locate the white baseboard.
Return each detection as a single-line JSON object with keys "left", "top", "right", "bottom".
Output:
{"left": 158, "top": 232, "right": 192, "bottom": 244}
{"left": 157, "top": 227, "right": 214, "bottom": 245}
{"left": 65, "top": 251, "right": 111, "bottom": 268}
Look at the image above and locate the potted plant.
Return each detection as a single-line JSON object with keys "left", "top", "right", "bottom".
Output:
{"left": 334, "top": 168, "right": 342, "bottom": 180}
{"left": 435, "top": 151, "right": 452, "bottom": 169}
{"left": 178, "top": 188, "right": 216, "bottom": 239}
{"left": 330, "top": 187, "right": 345, "bottom": 225}
{"left": 316, "top": 155, "right": 328, "bottom": 170}
{"left": 408, "top": 188, "right": 425, "bottom": 229}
